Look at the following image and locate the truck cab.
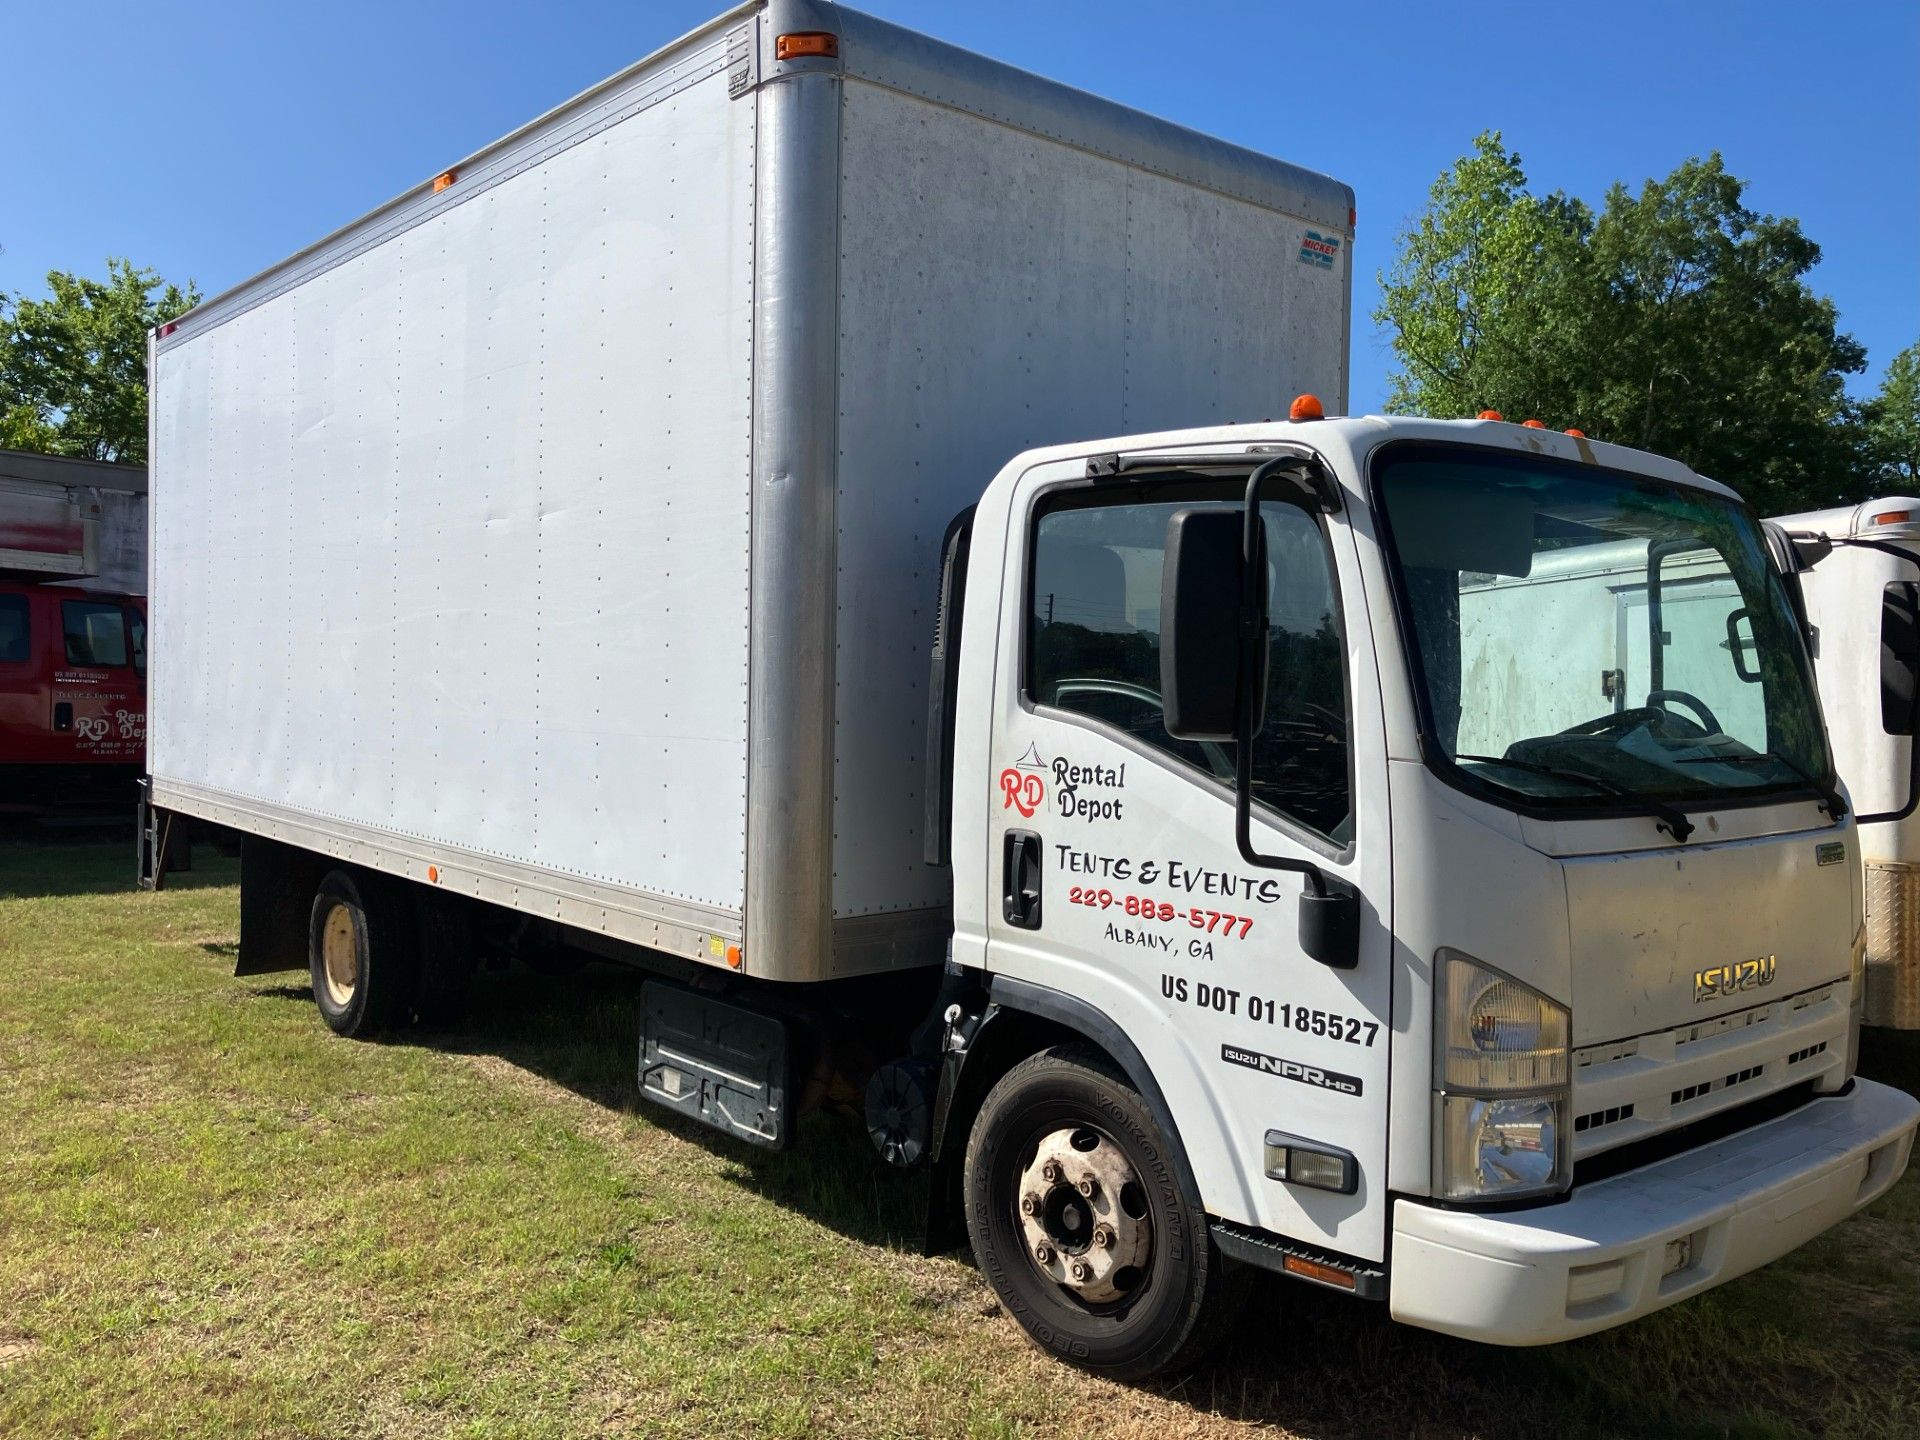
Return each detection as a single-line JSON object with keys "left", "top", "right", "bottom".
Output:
{"left": 927, "top": 411, "right": 1917, "bottom": 1366}
{"left": 0, "top": 583, "right": 147, "bottom": 810}
{"left": 1768, "top": 498, "right": 1920, "bottom": 1030}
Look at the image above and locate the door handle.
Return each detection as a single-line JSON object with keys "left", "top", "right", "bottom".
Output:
{"left": 1003, "top": 829, "right": 1042, "bottom": 930}
{"left": 52, "top": 701, "right": 73, "bottom": 732}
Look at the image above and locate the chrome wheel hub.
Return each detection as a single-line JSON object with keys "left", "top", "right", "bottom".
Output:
{"left": 1016, "top": 1125, "right": 1152, "bottom": 1304}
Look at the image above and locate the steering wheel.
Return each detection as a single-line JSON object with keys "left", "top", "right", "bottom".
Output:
{"left": 1647, "top": 689, "right": 1723, "bottom": 735}
{"left": 1558, "top": 700, "right": 1714, "bottom": 742}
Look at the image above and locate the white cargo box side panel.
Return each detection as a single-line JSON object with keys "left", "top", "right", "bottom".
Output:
{"left": 828, "top": 76, "right": 1350, "bottom": 920}
{"left": 151, "top": 59, "right": 756, "bottom": 919}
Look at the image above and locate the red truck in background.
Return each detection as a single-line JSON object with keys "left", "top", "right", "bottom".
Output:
{"left": 0, "top": 449, "right": 148, "bottom": 812}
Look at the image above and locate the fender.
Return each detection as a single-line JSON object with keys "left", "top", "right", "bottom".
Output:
{"left": 922, "top": 971, "right": 1201, "bottom": 1253}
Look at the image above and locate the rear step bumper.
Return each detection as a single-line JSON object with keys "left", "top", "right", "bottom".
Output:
{"left": 1389, "top": 1078, "right": 1919, "bottom": 1345}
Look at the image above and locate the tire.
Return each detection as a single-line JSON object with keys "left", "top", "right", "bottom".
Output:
{"left": 308, "top": 868, "right": 417, "bottom": 1038}
{"left": 963, "top": 1044, "right": 1246, "bottom": 1380}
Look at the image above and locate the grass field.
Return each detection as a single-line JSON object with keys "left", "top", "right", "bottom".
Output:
{"left": 2, "top": 831, "right": 1917, "bottom": 1439}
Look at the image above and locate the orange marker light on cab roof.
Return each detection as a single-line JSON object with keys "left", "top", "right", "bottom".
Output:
{"left": 1289, "top": 393, "right": 1325, "bottom": 421}
{"left": 1477, "top": 409, "right": 1503, "bottom": 421}
{"left": 775, "top": 31, "right": 838, "bottom": 59}
{"left": 1564, "top": 428, "right": 1587, "bottom": 438}
{"left": 1521, "top": 419, "right": 1546, "bottom": 429}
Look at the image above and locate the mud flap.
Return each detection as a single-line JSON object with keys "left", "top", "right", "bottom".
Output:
{"left": 638, "top": 980, "right": 789, "bottom": 1149}
{"left": 235, "top": 837, "right": 329, "bottom": 976}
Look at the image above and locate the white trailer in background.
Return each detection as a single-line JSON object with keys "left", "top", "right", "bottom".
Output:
{"left": 145, "top": 0, "right": 1914, "bottom": 1378}
{"left": 1770, "top": 499, "right": 1920, "bottom": 1028}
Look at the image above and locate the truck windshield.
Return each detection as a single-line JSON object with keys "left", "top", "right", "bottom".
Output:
{"left": 1374, "top": 444, "right": 1831, "bottom": 813}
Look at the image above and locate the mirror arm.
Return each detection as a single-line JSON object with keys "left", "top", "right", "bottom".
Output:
{"left": 1858, "top": 681, "right": 1920, "bottom": 826}
{"left": 1231, "top": 460, "right": 1327, "bottom": 896}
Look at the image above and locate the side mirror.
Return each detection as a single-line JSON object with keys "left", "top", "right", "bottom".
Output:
{"left": 1725, "top": 608, "right": 1761, "bottom": 682}
{"left": 1882, "top": 582, "right": 1920, "bottom": 737}
{"left": 1160, "top": 507, "right": 1265, "bottom": 741}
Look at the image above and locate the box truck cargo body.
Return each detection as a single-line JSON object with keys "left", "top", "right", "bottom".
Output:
{"left": 147, "top": 0, "right": 1350, "bottom": 983}
{"left": 147, "top": 0, "right": 1915, "bottom": 1379}
{"left": 1770, "top": 498, "right": 1920, "bottom": 1028}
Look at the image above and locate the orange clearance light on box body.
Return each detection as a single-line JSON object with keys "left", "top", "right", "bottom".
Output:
{"left": 776, "top": 31, "right": 838, "bottom": 59}
{"left": 726, "top": 944, "right": 743, "bottom": 969}
{"left": 1289, "top": 393, "right": 1325, "bottom": 422}
{"left": 433, "top": 170, "right": 458, "bottom": 193}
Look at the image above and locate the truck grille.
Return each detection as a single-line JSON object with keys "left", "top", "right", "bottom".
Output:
{"left": 1570, "top": 981, "right": 1849, "bottom": 1161}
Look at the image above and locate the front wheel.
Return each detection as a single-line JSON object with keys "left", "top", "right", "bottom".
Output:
{"left": 962, "top": 1045, "right": 1245, "bottom": 1379}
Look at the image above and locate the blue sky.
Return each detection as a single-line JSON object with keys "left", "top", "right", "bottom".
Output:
{"left": 4, "top": 0, "right": 1914, "bottom": 415}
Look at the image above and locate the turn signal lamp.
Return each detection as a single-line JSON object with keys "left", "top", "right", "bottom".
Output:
{"left": 1477, "top": 409, "right": 1503, "bottom": 421}
{"left": 776, "top": 31, "right": 838, "bottom": 59}
{"left": 1872, "top": 510, "right": 1913, "bottom": 526}
{"left": 1289, "top": 393, "right": 1325, "bottom": 421}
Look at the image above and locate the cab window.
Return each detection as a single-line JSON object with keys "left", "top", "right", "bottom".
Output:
{"left": 1028, "top": 478, "right": 1351, "bottom": 843}
{"left": 0, "top": 595, "right": 27, "bottom": 664}
{"left": 62, "top": 600, "right": 129, "bottom": 667}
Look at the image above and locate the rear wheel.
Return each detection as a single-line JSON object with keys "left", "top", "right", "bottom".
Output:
{"left": 962, "top": 1045, "right": 1245, "bottom": 1379}
{"left": 308, "top": 868, "right": 416, "bottom": 1037}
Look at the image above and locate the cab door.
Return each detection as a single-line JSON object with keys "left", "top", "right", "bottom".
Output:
{"left": 980, "top": 459, "right": 1394, "bottom": 1260}
{"left": 50, "top": 595, "right": 145, "bottom": 764}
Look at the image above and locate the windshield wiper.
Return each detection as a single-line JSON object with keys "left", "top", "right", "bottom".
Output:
{"left": 1672, "top": 751, "right": 1847, "bottom": 822}
{"left": 1454, "top": 752, "right": 1696, "bottom": 843}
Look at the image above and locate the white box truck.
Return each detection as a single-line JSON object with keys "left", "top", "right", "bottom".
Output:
{"left": 1768, "top": 498, "right": 1920, "bottom": 1029}
{"left": 144, "top": 0, "right": 1917, "bottom": 1378}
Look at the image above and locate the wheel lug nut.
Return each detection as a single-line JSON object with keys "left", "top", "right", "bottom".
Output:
{"left": 1093, "top": 1224, "right": 1115, "bottom": 1249}
{"left": 1070, "top": 1260, "right": 1091, "bottom": 1282}
{"left": 1019, "top": 1192, "right": 1041, "bottom": 1217}
{"left": 1041, "top": 1160, "right": 1062, "bottom": 1183}
{"left": 1076, "top": 1175, "right": 1098, "bottom": 1199}
{"left": 1033, "top": 1241, "right": 1054, "bottom": 1265}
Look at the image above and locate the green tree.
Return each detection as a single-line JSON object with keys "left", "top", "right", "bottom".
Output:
{"left": 1864, "top": 343, "right": 1920, "bottom": 491}
{"left": 0, "top": 258, "right": 198, "bottom": 464}
{"left": 1372, "top": 133, "right": 1596, "bottom": 423}
{"left": 1376, "top": 134, "right": 1869, "bottom": 513}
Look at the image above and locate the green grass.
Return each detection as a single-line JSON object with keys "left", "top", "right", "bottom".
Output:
{"left": 1, "top": 831, "right": 1916, "bottom": 1439}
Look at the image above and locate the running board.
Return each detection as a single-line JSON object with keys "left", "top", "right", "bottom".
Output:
{"left": 1210, "top": 1217, "right": 1387, "bottom": 1300}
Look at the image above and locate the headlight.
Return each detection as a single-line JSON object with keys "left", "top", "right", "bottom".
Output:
{"left": 1433, "top": 950, "right": 1572, "bottom": 1202}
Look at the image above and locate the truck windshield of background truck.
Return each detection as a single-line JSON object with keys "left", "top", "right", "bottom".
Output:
{"left": 1375, "top": 445, "right": 1831, "bottom": 814}
{"left": 1028, "top": 475, "right": 1351, "bottom": 844}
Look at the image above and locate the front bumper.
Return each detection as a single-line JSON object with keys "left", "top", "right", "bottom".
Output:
{"left": 1389, "top": 1079, "right": 1919, "bottom": 1345}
